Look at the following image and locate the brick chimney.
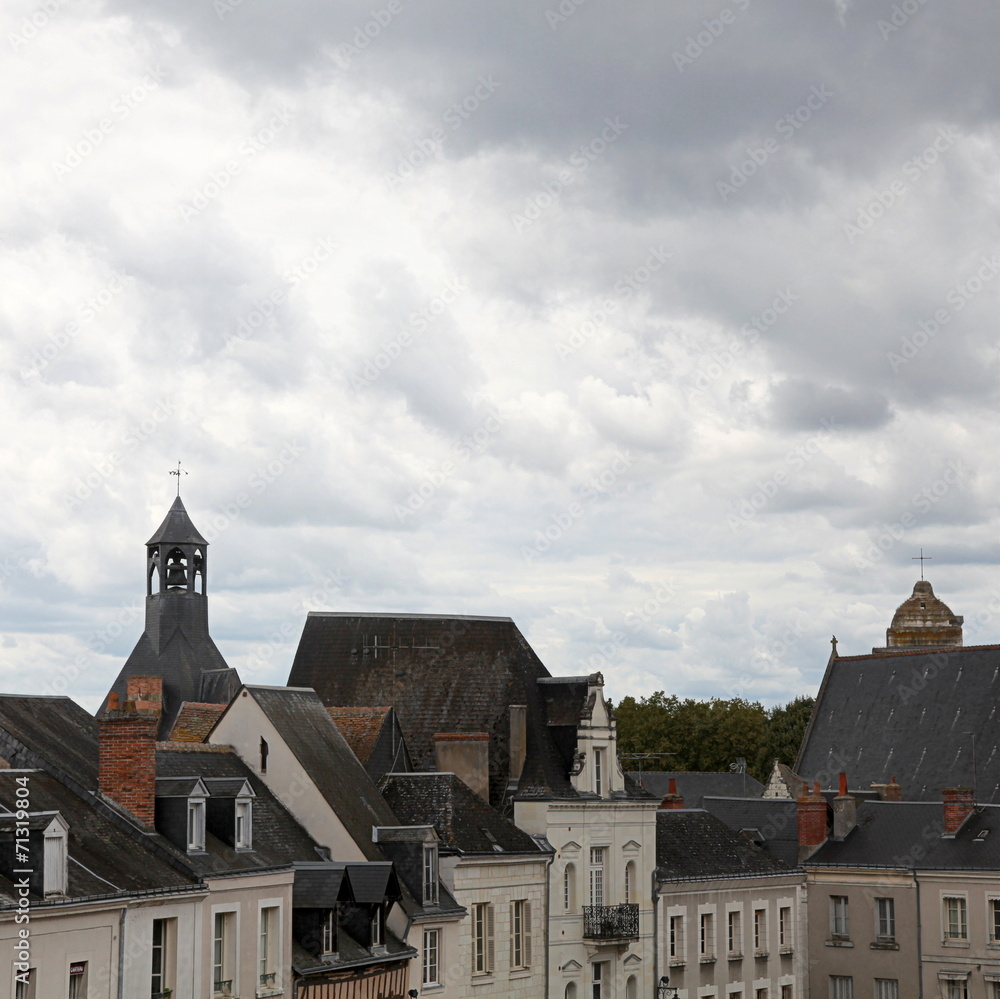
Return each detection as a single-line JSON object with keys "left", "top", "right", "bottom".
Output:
{"left": 797, "top": 780, "right": 828, "bottom": 861}
{"left": 98, "top": 676, "right": 162, "bottom": 826}
{"left": 885, "top": 776, "right": 902, "bottom": 802}
{"left": 942, "top": 787, "right": 975, "bottom": 835}
{"left": 659, "top": 778, "right": 686, "bottom": 809}
{"left": 832, "top": 772, "right": 857, "bottom": 840}
{"left": 434, "top": 733, "right": 490, "bottom": 800}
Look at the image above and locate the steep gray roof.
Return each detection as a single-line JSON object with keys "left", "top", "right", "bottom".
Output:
{"left": 796, "top": 644, "right": 1000, "bottom": 801}
{"left": 245, "top": 686, "right": 400, "bottom": 861}
{"left": 701, "top": 797, "right": 801, "bottom": 869}
{"left": 147, "top": 496, "right": 208, "bottom": 545}
{"left": 631, "top": 771, "right": 765, "bottom": 806}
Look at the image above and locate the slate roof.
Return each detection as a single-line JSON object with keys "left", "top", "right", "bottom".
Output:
{"left": 380, "top": 773, "right": 548, "bottom": 856}
{"left": 631, "top": 771, "right": 765, "bottom": 806}
{"left": 156, "top": 747, "right": 323, "bottom": 874}
{"left": 0, "top": 771, "right": 197, "bottom": 905}
{"left": 169, "top": 701, "right": 226, "bottom": 742}
{"left": 809, "top": 800, "right": 1000, "bottom": 870}
{"left": 327, "top": 707, "right": 391, "bottom": 763}
{"left": 242, "top": 686, "right": 401, "bottom": 861}
{"left": 289, "top": 613, "right": 634, "bottom": 804}
{"left": 147, "top": 495, "right": 208, "bottom": 545}
{"left": 293, "top": 927, "right": 415, "bottom": 976}
{"left": 656, "top": 809, "right": 791, "bottom": 880}
{"left": 0, "top": 695, "right": 99, "bottom": 793}
{"left": 796, "top": 644, "right": 1000, "bottom": 801}
{"left": 701, "top": 796, "right": 801, "bottom": 869}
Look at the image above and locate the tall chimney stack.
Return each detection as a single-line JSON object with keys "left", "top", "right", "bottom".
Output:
{"left": 434, "top": 733, "right": 490, "bottom": 801}
{"left": 942, "top": 787, "right": 975, "bottom": 835}
{"left": 798, "top": 780, "right": 828, "bottom": 861}
{"left": 659, "top": 778, "right": 686, "bottom": 810}
{"left": 832, "top": 772, "right": 856, "bottom": 840}
{"left": 98, "top": 676, "right": 162, "bottom": 826}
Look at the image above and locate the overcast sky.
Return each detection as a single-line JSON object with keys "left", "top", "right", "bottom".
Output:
{"left": 2, "top": 0, "right": 997, "bottom": 714}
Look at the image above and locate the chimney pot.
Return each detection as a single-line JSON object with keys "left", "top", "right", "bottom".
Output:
{"left": 838, "top": 772, "right": 848, "bottom": 796}
{"left": 885, "top": 776, "right": 903, "bottom": 802}
{"left": 942, "top": 786, "right": 975, "bottom": 835}
{"left": 107, "top": 691, "right": 120, "bottom": 712}
{"left": 659, "top": 778, "right": 685, "bottom": 810}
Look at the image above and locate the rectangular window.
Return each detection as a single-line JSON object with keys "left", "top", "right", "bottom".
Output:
{"left": 259, "top": 737, "right": 268, "bottom": 773}
{"left": 875, "top": 981, "right": 899, "bottom": 999}
{"left": 511, "top": 900, "right": 532, "bottom": 969}
{"left": 779, "top": 905, "right": 792, "bottom": 948}
{"left": 700, "top": 912, "right": 715, "bottom": 959}
{"left": 875, "top": 897, "right": 895, "bottom": 940}
{"left": 370, "top": 904, "right": 384, "bottom": 948}
{"left": 944, "top": 896, "right": 968, "bottom": 940}
{"left": 422, "top": 928, "right": 440, "bottom": 986}
{"left": 727, "top": 910, "right": 742, "bottom": 956}
{"left": 473, "top": 902, "right": 495, "bottom": 974}
{"left": 213, "top": 912, "right": 236, "bottom": 996}
{"left": 830, "top": 895, "right": 849, "bottom": 939}
{"left": 187, "top": 799, "right": 205, "bottom": 851}
{"left": 669, "top": 914, "right": 685, "bottom": 961}
{"left": 43, "top": 831, "right": 67, "bottom": 895}
{"left": 151, "top": 918, "right": 176, "bottom": 996}
{"left": 589, "top": 847, "right": 606, "bottom": 906}
{"left": 423, "top": 845, "right": 439, "bottom": 905}
{"left": 594, "top": 748, "right": 603, "bottom": 797}
{"left": 754, "top": 908, "right": 767, "bottom": 954}
{"left": 592, "top": 961, "right": 605, "bottom": 999}
{"left": 781, "top": 987, "right": 793, "bottom": 999}
{"left": 259, "top": 906, "right": 278, "bottom": 988}
{"left": 14, "top": 969, "right": 35, "bottom": 999}
{"left": 829, "top": 976, "right": 853, "bottom": 999}
{"left": 67, "top": 964, "right": 87, "bottom": 999}
{"left": 945, "top": 983, "right": 968, "bottom": 999}
{"left": 321, "top": 908, "right": 337, "bottom": 956}
{"left": 235, "top": 800, "right": 252, "bottom": 849}
{"left": 756, "top": 991, "right": 768, "bottom": 999}
{"left": 991, "top": 898, "right": 1000, "bottom": 941}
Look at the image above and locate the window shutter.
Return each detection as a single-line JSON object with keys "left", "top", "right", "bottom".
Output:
{"left": 487, "top": 904, "right": 495, "bottom": 973}
{"left": 524, "top": 902, "right": 532, "bottom": 967}
{"left": 510, "top": 903, "right": 515, "bottom": 968}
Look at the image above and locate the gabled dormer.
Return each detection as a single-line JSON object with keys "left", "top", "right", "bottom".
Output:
{"left": 154, "top": 777, "right": 209, "bottom": 853}
{"left": 0, "top": 809, "right": 69, "bottom": 897}
{"left": 203, "top": 777, "right": 255, "bottom": 851}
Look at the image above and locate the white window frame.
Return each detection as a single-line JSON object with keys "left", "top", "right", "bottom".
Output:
{"left": 943, "top": 895, "right": 968, "bottom": 941}
{"left": 989, "top": 897, "right": 1000, "bottom": 943}
{"left": 370, "top": 903, "right": 385, "bottom": 949}
{"left": 423, "top": 844, "right": 439, "bottom": 906}
{"left": 594, "top": 748, "right": 603, "bottom": 797}
{"left": 778, "top": 904, "right": 793, "bottom": 950}
{"left": 829, "top": 975, "right": 853, "bottom": 999}
{"left": 589, "top": 847, "right": 606, "bottom": 907}
{"left": 875, "top": 980, "right": 899, "bottom": 999}
{"left": 511, "top": 899, "right": 532, "bottom": 969}
{"left": 258, "top": 901, "right": 281, "bottom": 991}
{"left": 473, "top": 901, "right": 495, "bottom": 975}
{"left": 564, "top": 863, "right": 576, "bottom": 911}
{"left": 423, "top": 927, "right": 440, "bottom": 986}
{"left": 875, "top": 897, "right": 895, "bottom": 941}
{"left": 212, "top": 907, "right": 238, "bottom": 997}
{"left": 235, "top": 799, "right": 252, "bottom": 850}
{"left": 187, "top": 797, "right": 206, "bottom": 852}
{"left": 668, "top": 911, "right": 685, "bottom": 962}
{"left": 700, "top": 909, "right": 716, "bottom": 960}
{"left": 830, "top": 895, "right": 849, "bottom": 939}
{"left": 42, "top": 822, "right": 68, "bottom": 896}
{"left": 727, "top": 908, "right": 743, "bottom": 957}
{"left": 321, "top": 907, "right": 337, "bottom": 957}
{"left": 754, "top": 906, "right": 768, "bottom": 955}
{"left": 151, "top": 917, "right": 176, "bottom": 996}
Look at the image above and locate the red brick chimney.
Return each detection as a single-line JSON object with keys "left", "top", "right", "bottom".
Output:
{"left": 885, "top": 776, "right": 902, "bottom": 802}
{"left": 942, "top": 787, "right": 975, "bottom": 835}
{"left": 98, "top": 677, "right": 162, "bottom": 826}
{"left": 798, "top": 780, "right": 828, "bottom": 861}
{"left": 659, "top": 778, "right": 686, "bottom": 809}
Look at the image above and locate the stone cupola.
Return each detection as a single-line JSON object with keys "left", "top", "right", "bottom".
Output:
{"left": 872, "top": 579, "right": 963, "bottom": 654}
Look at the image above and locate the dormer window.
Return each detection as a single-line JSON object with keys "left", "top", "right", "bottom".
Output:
{"left": 322, "top": 908, "right": 338, "bottom": 957}
{"left": 42, "top": 816, "right": 69, "bottom": 896}
{"left": 423, "top": 844, "right": 439, "bottom": 906}
{"left": 370, "top": 903, "right": 385, "bottom": 948}
{"left": 235, "top": 799, "right": 252, "bottom": 850}
{"left": 187, "top": 798, "right": 206, "bottom": 851}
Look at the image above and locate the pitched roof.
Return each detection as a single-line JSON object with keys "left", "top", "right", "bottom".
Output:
{"left": 169, "top": 702, "right": 227, "bottom": 742}
{"left": 327, "top": 707, "right": 392, "bottom": 764}
{"left": 796, "top": 644, "right": 1000, "bottom": 801}
{"left": 630, "top": 771, "right": 765, "bottom": 806}
{"left": 380, "top": 773, "right": 547, "bottom": 856}
{"left": 809, "top": 800, "right": 1000, "bottom": 870}
{"left": 700, "top": 796, "right": 801, "bottom": 869}
{"left": 244, "top": 686, "right": 400, "bottom": 861}
{"left": 147, "top": 496, "right": 208, "bottom": 546}
{"left": 656, "top": 809, "right": 790, "bottom": 880}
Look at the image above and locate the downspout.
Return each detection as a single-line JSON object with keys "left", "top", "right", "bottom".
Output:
{"left": 544, "top": 847, "right": 554, "bottom": 999}
{"left": 116, "top": 905, "right": 127, "bottom": 999}
{"left": 915, "top": 871, "right": 924, "bottom": 999}
{"left": 651, "top": 875, "right": 660, "bottom": 999}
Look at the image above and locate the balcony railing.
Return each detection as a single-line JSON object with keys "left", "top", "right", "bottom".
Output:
{"left": 583, "top": 903, "right": 640, "bottom": 940}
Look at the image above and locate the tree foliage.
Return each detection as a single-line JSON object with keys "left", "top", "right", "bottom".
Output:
{"left": 614, "top": 692, "right": 815, "bottom": 783}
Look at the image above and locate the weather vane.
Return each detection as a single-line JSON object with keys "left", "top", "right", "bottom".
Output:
{"left": 170, "top": 460, "right": 188, "bottom": 497}
{"left": 912, "top": 548, "right": 931, "bottom": 580}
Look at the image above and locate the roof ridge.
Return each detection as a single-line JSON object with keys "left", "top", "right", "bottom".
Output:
{"left": 835, "top": 643, "right": 1000, "bottom": 661}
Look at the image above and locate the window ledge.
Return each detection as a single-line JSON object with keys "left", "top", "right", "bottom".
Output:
{"left": 942, "top": 940, "right": 970, "bottom": 948}
{"left": 779, "top": 946, "right": 794, "bottom": 955}
{"left": 728, "top": 952, "right": 744, "bottom": 961}
{"left": 699, "top": 956, "right": 717, "bottom": 964}
{"left": 668, "top": 959, "right": 686, "bottom": 967}
{"left": 509, "top": 970, "right": 533, "bottom": 979}
{"left": 257, "top": 991, "right": 284, "bottom": 999}
{"left": 825, "top": 939, "right": 854, "bottom": 948}
{"left": 870, "top": 940, "right": 899, "bottom": 951}
{"left": 754, "top": 950, "right": 769, "bottom": 959}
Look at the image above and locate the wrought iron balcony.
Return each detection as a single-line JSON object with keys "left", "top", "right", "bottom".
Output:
{"left": 583, "top": 903, "right": 640, "bottom": 940}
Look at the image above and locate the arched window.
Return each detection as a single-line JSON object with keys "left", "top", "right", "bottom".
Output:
{"left": 563, "top": 863, "right": 576, "bottom": 911}
{"left": 626, "top": 974, "right": 637, "bottom": 999}
{"left": 565, "top": 983, "right": 578, "bottom": 999}
{"left": 624, "top": 860, "right": 637, "bottom": 904}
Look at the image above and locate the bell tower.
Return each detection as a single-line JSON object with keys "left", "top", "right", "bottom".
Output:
{"left": 102, "top": 495, "right": 240, "bottom": 738}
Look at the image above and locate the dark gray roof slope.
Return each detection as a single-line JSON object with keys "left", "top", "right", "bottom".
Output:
{"left": 380, "top": 773, "right": 548, "bottom": 856}
{"left": 656, "top": 809, "right": 790, "bottom": 880}
{"left": 147, "top": 495, "right": 208, "bottom": 545}
{"left": 0, "top": 771, "right": 196, "bottom": 904}
{"left": 631, "top": 772, "right": 765, "bottom": 806}
{"left": 156, "top": 748, "right": 322, "bottom": 874}
{"left": 796, "top": 644, "right": 1000, "bottom": 801}
{"left": 701, "top": 797, "right": 801, "bottom": 869}
{"left": 245, "top": 686, "right": 400, "bottom": 861}
{"left": 0, "top": 695, "right": 99, "bottom": 792}
{"left": 288, "top": 613, "right": 621, "bottom": 804}
{"left": 810, "top": 801, "right": 1000, "bottom": 870}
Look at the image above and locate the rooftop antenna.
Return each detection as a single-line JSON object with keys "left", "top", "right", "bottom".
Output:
{"left": 170, "top": 460, "right": 188, "bottom": 497}
{"left": 912, "top": 549, "right": 931, "bottom": 580}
